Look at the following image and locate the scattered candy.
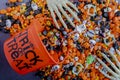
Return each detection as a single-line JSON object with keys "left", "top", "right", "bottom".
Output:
{"left": 0, "top": 0, "right": 120, "bottom": 80}
{"left": 85, "top": 54, "right": 95, "bottom": 69}
{"left": 72, "top": 63, "right": 84, "bottom": 75}
{"left": 31, "top": 3, "right": 38, "bottom": 11}
{"left": 6, "top": 19, "right": 12, "bottom": 28}
{"left": 84, "top": 4, "right": 96, "bottom": 16}
{"left": 51, "top": 65, "right": 60, "bottom": 72}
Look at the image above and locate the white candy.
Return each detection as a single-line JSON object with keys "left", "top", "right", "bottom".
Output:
{"left": 84, "top": 33, "right": 88, "bottom": 37}
{"left": 74, "top": 33, "right": 79, "bottom": 41}
{"left": 95, "top": 62, "right": 100, "bottom": 69}
{"left": 6, "top": 19, "right": 12, "bottom": 28}
{"left": 69, "top": 62, "right": 74, "bottom": 66}
{"left": 109, "top": 47, "right": 115, "bottom": 54}
{"left": 56, "top": 33, "right": 60, "bottom": 36}
{"left": 59, "top": 56, "right": 64, "bottom": 61}
{"left": 106, "top": 31, "right": 111, "bottom": 36}
{"left": 70, "top": 17, "right": 74, "bottom": 21}
{"left": 87, "top": 73, "right": 90, "bottom": 77}
{"left": 95, "top": 38, "right": 100, "bottom": 42}
{"left": 63, "top": 64, "right": 70, "bottom": 69}
{"left": 51, "top": 65, "right": 60, "bottom": 72}
{"left": 89, "top": 39, "right": 96, "bottom": 45}
{"left": 104, "top": 34, "right": 116, "bottom": 46}
{"left": 31, "top": 3, "right": 38, "bottom": 11}
{"left": 72, "top": 63, "right": 84, "bottom": 75}
{"left": 84, "top": 4, "right": 96, "bottom": 16}
{"left": 105, "top": 28, "right": 109, "bottom": 33}
{"left": 104, "top": 7, "right": 112, "bottom": 12}
{"left": 95, "top": 27, "right": 100, "bottom": 34}
{"left": 115, "top": 9, "right": 119, "bottom": 13}
{"left": 62, "top": 40, "right": 67, "bottom": 46}
{"left": 74, "top": 56, "right": 79, "bottom": 61}
{"left": 115, "top": 0, "right": 118, "bottom": 3}
{"left": 73, "top": 43, "right": 77, "bottom": 48}
{"left": 75, "top": 24, "right": 86, "bottom": 33}
{"left": 101, "top": 67, "right": 108, "bottom": 74}
{"left": 87, "top": 30, "right": 95, "bottom": 38}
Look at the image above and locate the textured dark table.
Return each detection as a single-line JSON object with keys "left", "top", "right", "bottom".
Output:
{"left": 0, "top": 0, "right": 120, "bottom": 80}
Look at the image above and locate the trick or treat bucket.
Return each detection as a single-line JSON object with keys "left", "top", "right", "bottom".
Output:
{"left": 4, "top": 19, "right": 61, "bottom": 74}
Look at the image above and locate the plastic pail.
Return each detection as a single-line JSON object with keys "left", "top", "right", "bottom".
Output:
{"left": 4, "top": 19, "right": 60, "bottom": 74}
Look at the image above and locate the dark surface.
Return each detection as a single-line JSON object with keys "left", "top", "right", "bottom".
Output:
{"left": 0, "top": 0, "right": 120, "bottom": 80}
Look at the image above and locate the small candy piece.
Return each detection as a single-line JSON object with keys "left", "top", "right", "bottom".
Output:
{"left": 6, "top": 19, "right": 12, "bottom": 28}
{"left": 85, "top": 55, "right": 95, "bottom": 70}
{"left": 87, "top": 30, "right": 95, "bottom": 38}
{"left": 56, "top": 40, "right": 61, "bottom": 46}
{"left": 101, "top": 67, "right": 108, "bottom": 74}
{"left": 51, "top": 65, "right": 60, "bottom": 72}
{"left": 89, "top": 39, "right": 96, "bottom": 45}
{"left": 62, "top": 40, "right": 68, "bottom": 46}
{"left": 113, "top": 42, "right": 119, "bottom": 49}
{"left": 33, "top": 8, "right": 42, "bottom": 16}
{"left": 109, "top": 47, "right": 115, "bottom": 54}
{"left": 20, "top": 3, "right": 26, "bottom": 13}
{"left": 103, "top": 34, "right": 116, "bottom": 46}
{"left": 55, "top": 32, "right": 60, "bottom": 37}
{"left": 9, "top": 0, "right": 17, "bottom": 3}
{"left": 76, "top": 43, "right": 83, "bottom": 52}
{"left": 74, "top": 56, "right": 79, "bottom": 61}
{"left": 63, "top": 64, "right": 69, "bottom": 69}
{"left": 108, "top": 11, "right": 115, "bottom": 20}
{"left": 103, "top": 7, "right": 112, "bottom": 12}
{"left": 69, "top": 62, "right": 74, "bottom": 66}
{"left": 31, "top": 3, "right": 38, "bottom": 11}
{"left": 24, "top": 11, "right": 30, "bottom": 17}
{"left": 86, "top": 55, "right": 95, "bottom": 65}
{"left": 26, "top": 1, "right": 31, "bottom": 8}
{"left": 42, "top": 30, "right": 47, "bottom": 36}
{"left": 95, "top": 62, "right": 100, "bottom": 69}
{"left": 75, "top": 23, "right": 86, "bottom": 33}
{"left": 95, "top": 27, "right": 100, "bottom": 35}
{"left": 62, "top": 31, "right": 67, "bottom": 36}
{"left": 59, "top": 56, "right": 64, "bottom": 61}
{"left": 72, "top": 63, "right": 84, "bottom": 75}
{"left": 84, "top": 4, "right": 96, "bottom": 16}
{"left": 102, "top": 12, "right": 109, "bottom": 19}
{"left": 73, "top": 33, "right": 79, "bottom": 41}
{"left": 115, "top": 11, "right": 120, "bottom": 16}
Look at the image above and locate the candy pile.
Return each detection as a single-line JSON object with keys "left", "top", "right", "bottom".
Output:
{"left": 0, "top": 0, "right": 47, "bottom": 35}
{"left": 0, "top": 0, "right": 120, "bottom": 80}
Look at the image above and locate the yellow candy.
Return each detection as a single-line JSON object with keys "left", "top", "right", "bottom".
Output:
{"left": 46, "top": 21, "right": 51, "bottom": 26}
{"left": 20, "top": 5, "right": 26, "bottom": 13}
{"left": 33, "top": 0, "right": 38, "bottom": 3}
{"left": 96, "top": 7, "right": 100, "bottom": 11}
{"left": 118, "top": 5, "right": 120, "bottom": 10}
{"left": 95, "top": 76, "right": 99, "bottom": 80}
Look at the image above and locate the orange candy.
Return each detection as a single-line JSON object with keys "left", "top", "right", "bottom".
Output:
{"left": 9, "top": 0, "right": 17, "bottom": 3}
{"left": 108, "top": 11, "right": 115, "bottom": 20}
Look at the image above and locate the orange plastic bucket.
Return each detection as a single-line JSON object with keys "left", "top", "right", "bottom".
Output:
{"left": 4, "top": 19, "right": 61, "bottom": 74}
